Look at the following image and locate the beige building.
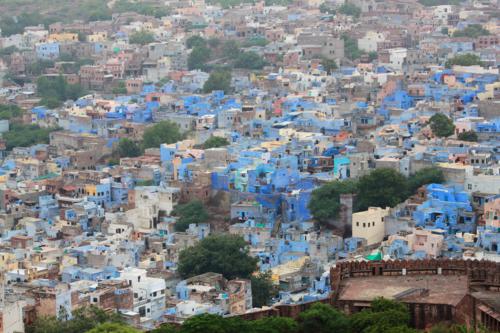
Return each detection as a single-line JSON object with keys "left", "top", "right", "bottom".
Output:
{"left": 352, "top": 207, "right": 390, "bottom": 246}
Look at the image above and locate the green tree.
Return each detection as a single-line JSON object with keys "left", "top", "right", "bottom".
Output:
{"left": 419, "top": 0, "right": 463, "bottom": 5}
{"left": 117, "top": 138, "right": 142, "bottom": 158}
{"left": 0, "top": 104, "right": 23, "bottom": 120}
{"left": 457, "top": 130, "right": 478, "bottom": 142}
{"left": 188, "top": 45, "right": 212, "bottom": 70}
{"left": 429, "top": 113, "right": 455, "bottom": 137}
{"left": 86, "top": 322, "right": 139, "bottom": 333}
{"left": 298, "top": 303, "right": 350, "bottom": 333}
{"left": 37, "top": 75, "right": 86, "bottom": 105}
{"left": 356, "top": 168, "right": 408, "bottom": 211}
{"left": 319, "top": 2, "right": 336, "bottom": 14}
{"left": 186, "top": 36, "right": 207, "bottom": 49}
{"left": 4, "top": 124, "right": 59, "bottom": 150}
{"left": 242, "top": 37, "right": 269, "bottom": 47}
{"left": 129, "top": 30, "right": 155, "bottom": 45}
{"left": 222, "top": 40, "right": 241, "bottom": 59}
{"left": 208, "top": 37, "right": 221, "bottom": 49}
{"left": 368, "top": 51, "right": 378, "bottom": 61}
{"left": 178, "top": 234, "right": 258, "bottom": 279}
{"left": 308, "top": 180, "right": 357, "bottom": 224}
{"left": 142, "top": 121, "right": 183, "bottom": 149}
{"left": 445, "top": 54, "right": 483, "bottom": 68}
{"left": 250, "top": 272, "right": 276, "bottom": 308}
{"left": 150, "top": 324, "right": 178, "bottom": 333}
{"left": 112, "top": 81, "right": 127, "bottom": 95}
{"left": 172, "top": 200, "right": 209, "bottom": 232}
{"left": 26, "top": 306, "right": 122, "bottom": 333}
{"left": 342, "top": 34, "right": 363, "bottom": 60}
{"left": 203, "top": 70, "right": 232, "bottom": 94}
{"left": 252, "top": 316, "right": 298, "bottom": 333}
{"left": 234, "top": 51, "right": 267, "bottom": 70}
{"left": 180, "top": 314, "right": 228, "bottom": 333}
{"left": 339, "top": 2, "right": 362, "bottom": 18}
{"left": 350, "top": 298, "right": 411, "bottom": 333}
{"left": 320, "top": 57, "right": 337, "bottom": 74}
{"left": 452, "top": 24, "right": 490, "bottom": 38}
{"left": 407, "top": 167, "right": 445, "bottom": 194}
{"left": 202, "top": 136, "right": 230, "bottom": 149}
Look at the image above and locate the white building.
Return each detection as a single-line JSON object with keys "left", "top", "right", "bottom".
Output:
{"left": 120, "top": 267, "right": 167, "bottom": 320}
{"left": 352, "top": 207, "right": 390, "bottom": 245}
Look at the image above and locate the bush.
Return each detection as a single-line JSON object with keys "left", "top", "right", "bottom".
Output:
{"left": 172, "top": 200, "right": 209, "bottom": 232}
{"left": 429, "top": 113, "right": 455, "bottom": 137}
{"left": 142, "top": 121, "right": 183, "bottom": 149}
{"left": 203, "top": 70, "right": 232, "bottom": 94}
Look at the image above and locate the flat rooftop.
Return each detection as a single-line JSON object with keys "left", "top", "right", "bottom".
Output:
{"left": 338, "top": 274, "right": 468, "bottom": 306}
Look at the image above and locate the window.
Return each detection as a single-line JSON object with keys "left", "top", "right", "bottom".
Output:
{"left": 363, "top": 223, "right": 366, "bottom": 228}
{"left": 356, "top": 222, "right": 359, "bottom": 227}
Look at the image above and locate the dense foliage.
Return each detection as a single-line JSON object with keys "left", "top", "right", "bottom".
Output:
{"left": 178, "top": 234, "right": 258, "bottom": 279}
{"left": 129, "top": 30, "right": 156, "bottom": 45}
{"left": 445, "top": 54, "right": 483, "bottom": 68}
{"left": 117, "top": 138, "right": 143, "bottom": 158}
{"left": 320, "top": 57, "right": 338, "bottom": 74}
{"left": 234, "top": 51, "right": 267, "bottom": 70}
{"left": 37, "top": 76, "right": 87, "bottom": 108}
{"left": 172, "top": 200, "right": 210, "bottom": 232}
{"left": 309, "top": 167, "right": 445, "bottom": 224}
{"left": 308, "top": 180, "right": 357, "bottom": 223}
{"left": 429, "top": 113, "right": 455, "bottom": 137}
{"left": 200, "top": 136, "right": 230, "bottom": 149}
{"left": 0, "top": 104, "right": 23, "bottom": 120}
{"left": 342, "top": 34, "right": 364, "bottom": 60}
{"left": 452, "top": 24, "right": 490, "bottom": 38}
{"left": 4, "top": 123, "right": 59, "bottom": 150}
{"left": 142, "top": 121, "right": 183, "bottom": 149}
{"left": 418, "top": 0, "right": 463, "bottom": 5}
{"left": 203, "top": 70, "right": 232, "bottom": 94}
{"left": 250, "top": 272, "right": 276, "bottom": 307}
{"left": 457, "top": 130, "right": 478, "bottom": 142}
{"left": 338, "top": 3, "right": 361, "bottom": 18}
{"left": 113, "top": 0, "right": 170, "bottom": 18}
{"left": 26, "top": 306, "right": 123, "bottom": 333}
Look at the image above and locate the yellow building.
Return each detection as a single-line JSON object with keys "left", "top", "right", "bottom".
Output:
{"left": 87, "top": 32, "right": 107, "bottom": 42}
{"left": 47, "top": 33, "right": 78, "bottom": 42}
{"left": 477, "top": 82, "right": 500, "bottom": 101}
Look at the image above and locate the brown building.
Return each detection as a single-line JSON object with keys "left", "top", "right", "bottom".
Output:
{"left": 330, "top": 259, "right": 500, "bottom": 331}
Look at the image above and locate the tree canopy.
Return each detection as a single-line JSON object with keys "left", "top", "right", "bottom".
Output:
{"left": 338, "top": 3, "right": 361, "bottom": 18}
{"left": 320, "top": 57, "right": 338, "bottom": 74}
{"left": 4, "top": 123, "right": 59, "bottom": 150}
{"left": 129, "top": 30, "right": 155, "bottom": 45}
{"left": 429, "top": 113, "right": 455, "bottom": 137}
{"left": 26, "top": 306, "right": 123, "bottom": 333}
{"left": 342, "top": 34, "right": 364, "bottom": 60}
{"left": 188, "top": 45, "right": 212, "bottom": 70}
{"left": 308, "top": 180, "right": 357, "bottom": 223}
{"left": 250, "top": 272, "right": 276, "bottom": 308}
{"left": 203, "top": 70, "right": 232, "bottom": 94}
{"left": 200, "top": 136, "right": 230, "bottom": 149}
{"left": 186, "top": 35, "right": 207, "bottom": 49}
{"left": 309, "top": 167, "right": 445, "bottom": 225}
{"left": 37, "top": 76, "right": 87, "bottom": 108}
{"left": 457, "top": 130, "right": 478, "bottom": 142}
{"left": 142, "top": 121, "right": 183, "bottom": 149}
{"left": 178, "top": 234, "right": 258, "bottom": 279}
{"left": 234, "top": 51, "right": 267, "bottom": 70}
{"left": 452, "top": 24, "right": 490, "bottom": 38}
{"left": 350, "top": 298, "right": 414, "bottom": 333}
{"left": 86, "top": 323, "right": 139, "bottom": 333}
{"left": 0, "top": 104, "right": 23, "bottom": 120}
{"left": 117, "top": 138, "right": 143, "bottom": 158}
{"left": 445, "top": 54, "right": 483, "bottom": 68}
{"left": 298, "top": 303, "right": 350, "bottom": 333}
{"left": 172, "top": 200, "right": 210, "bottom": 232}
{"left": 356, "top": 168, "right": 409, "bottom": 211}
